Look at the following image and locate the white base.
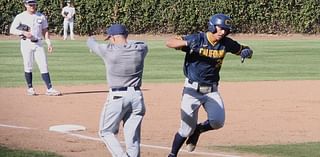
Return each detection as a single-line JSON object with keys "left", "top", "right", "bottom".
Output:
{"left": 49, "top": 124, "right": 86, "bottom": 133}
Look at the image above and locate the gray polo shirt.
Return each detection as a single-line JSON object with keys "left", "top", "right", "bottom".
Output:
{"left": 87, "top": 37, "right": 148, "bottom": 88}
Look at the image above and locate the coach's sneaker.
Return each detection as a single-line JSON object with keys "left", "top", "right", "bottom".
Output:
{"left": 46, "top": 88, "right": 62, "bottom": 96}
{"left": 27, "top": 88, "right": 36, "bottom": 96}
{"left": 186, "top": 129, "right": 201, "bottom": 152}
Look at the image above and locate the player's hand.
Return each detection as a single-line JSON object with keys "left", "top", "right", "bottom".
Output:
{"left": 48, "top": 45, "right": 53, "bottom": 53}
{"left": 240, "top": 48, "right": 253, "bottom": 63}
{"left": 22, "top": 31, "right": 33, "bottom": 39}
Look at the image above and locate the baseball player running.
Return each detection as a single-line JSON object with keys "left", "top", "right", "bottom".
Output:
{"left": 166, "top": 14, "right": 253, "bottom": 157}
{"left": 61, "top": 0, "right": 75, "bottom": 40}
{"left": 10, "top": 0, "right": 61, "bottom": 96}
{"left": 86, "top": 24, "right": 148, "bottom": 157}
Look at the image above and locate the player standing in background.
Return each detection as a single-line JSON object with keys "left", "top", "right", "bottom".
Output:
{"left": 10, "top": 0, "right": 61, "bottom": 96}
{"left": 61, "top": 0, "right": 75, "bottom": 40}
{"left": 87, "top": 24, "right": 148, "bottom": 157}
{"left": 166, "top": 14, "right": 253, "bottom": 157}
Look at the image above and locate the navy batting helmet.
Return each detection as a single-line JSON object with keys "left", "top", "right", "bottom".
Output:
{"left": 208, "top": 14, "right": 232, "bottom": 33}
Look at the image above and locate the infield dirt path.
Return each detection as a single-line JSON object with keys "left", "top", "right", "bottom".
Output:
{"left": 1, "top": 81, "right": 320, "bottom": 157}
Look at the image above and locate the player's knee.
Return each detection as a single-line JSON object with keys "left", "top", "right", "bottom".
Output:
{"left": 209, "top": 120, "right": 224, "bottom": 129}
{"left": 178, "top": 131, "right": 189, "bottom": 138}
{"left": 178, "top": 125, "right": 197, "bottom": 137}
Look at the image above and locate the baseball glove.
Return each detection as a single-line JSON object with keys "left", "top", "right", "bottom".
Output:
{"left": 16, "top": 24, "right": 30, "bottom": 40}
{"left": 16, "top": 23, "right": 30, "bottom": 31}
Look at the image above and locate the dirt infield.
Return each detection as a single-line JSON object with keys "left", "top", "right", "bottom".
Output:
{"left": 1, "top": 81, "right": 320, "bottom": 157}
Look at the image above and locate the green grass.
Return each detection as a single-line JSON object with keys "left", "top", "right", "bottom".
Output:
{"left": 213, "top": 142, "right": 320, "bottom": 157}
{"left": 0, "top": 39, "right": 320, "bottom": 87}
{"left": 0, "top": 146, "right": 62, "bottom": 157}
{"left": 221, "top": 40, "right": 320, "bottom": 81}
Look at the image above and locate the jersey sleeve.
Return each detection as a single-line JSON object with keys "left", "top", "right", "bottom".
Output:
{"left": 140, "top": 43, "right": 148, "bottom": 57}
{"left": 223, "top": 37, "right": 244, "bottom": 55}
{"left": 10, "top": 15, "right": 23, "bottom": 36}
{"left": 87, "top": 37, "right": 103, "bottom": 56}
{"left": 42, "top": 15, "right": 49, "bottom": 29}
{"left": 61, "top": 7, "right": 66, "bottom": 14}
{"left": 180, "top": 33, "right": 201, "bottom": 53}
{"left": 182, "top": 34, "right": 200, "bottom": 46}
{"left": 131, "top": 41, "right": 148, "bottom": 57}
{"left": 87, "top": 37, "right": 112, "bottom": 58}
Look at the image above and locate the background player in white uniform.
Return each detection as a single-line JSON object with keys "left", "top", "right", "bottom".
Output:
{"left": 61, "top": 0, "right": 75, "bottom": 40}
{"left": 87, "top": 24, "right": 148, "bottom": 157}
{"left": 166, "top": 14, "right": 253, "bottom": 157}
{"left": 10, "top": 0, "right": 61, "bottom": 96}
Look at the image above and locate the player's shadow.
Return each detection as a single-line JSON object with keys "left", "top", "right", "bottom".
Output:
{"left": 62, "top": 90, "right": 108, "bottom": 95}
{"left": 62, "top": 89, "right": 149, "bottom": 95}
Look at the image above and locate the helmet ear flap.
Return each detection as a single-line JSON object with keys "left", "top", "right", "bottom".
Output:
{"left": 208, "top": 24, "right": 216, "bottom": 33}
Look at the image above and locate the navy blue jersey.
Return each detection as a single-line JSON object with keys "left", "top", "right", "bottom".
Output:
{"left": 181, "top": 32, "right": 245, "bottom": 85}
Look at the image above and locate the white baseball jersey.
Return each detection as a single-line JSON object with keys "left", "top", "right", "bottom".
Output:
{"left": 10, "top": 11, "right": 48, "bottom": 43}
{"left": 62, "top": 6, "right": 75, "bottom": 21}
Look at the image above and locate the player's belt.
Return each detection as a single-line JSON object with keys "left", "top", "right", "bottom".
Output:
{"left": 186, "top": 79, "right": 217, "bottom": 93}
{"left": 31, "top": 39, "right": 39, "bottom": 42}
{"left": 111, "top": 87, "right": 140, "bottom": 92}
{"left": 187, "top": 79, "right": 217, "bottom": 86}
{"left": 22, "top": 39, "right": 39, "bottom": 42}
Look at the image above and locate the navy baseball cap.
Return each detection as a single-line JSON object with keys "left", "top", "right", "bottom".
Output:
{"left": 24, "top": 0, "right": 37, "bottom": 4}
{"left": 105, "top": 24, "right": 128, "bottom": 39}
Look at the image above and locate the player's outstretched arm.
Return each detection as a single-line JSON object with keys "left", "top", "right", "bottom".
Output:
{"left": 86, "top": 36, "right": 104, "bottom": 56}
{"left": 166, "top": 36, "right": 187, "bottom": 49}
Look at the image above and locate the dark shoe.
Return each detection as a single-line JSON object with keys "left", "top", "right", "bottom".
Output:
{"left": 185, "top": 130, "right": 200, "bottom": 152}
{"left": 168, "top": 153, "right": 176, "bottom": 157}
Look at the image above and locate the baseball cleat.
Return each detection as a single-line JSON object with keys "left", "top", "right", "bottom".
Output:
{"left": 46, "top": 88, "right": 62, "bottom": 96}
{"left": 186, "top": 144, "right": 196, "bottom": 152}
{"left": 27, "top": 88, "right": 37, "bottom": 96}
{"left": 186, "top": 130, "right": 200, "bottom": 152}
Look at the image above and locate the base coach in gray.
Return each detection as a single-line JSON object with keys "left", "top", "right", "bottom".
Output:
{"left": 87, "top": 24, "right": 148, "bottom": 157}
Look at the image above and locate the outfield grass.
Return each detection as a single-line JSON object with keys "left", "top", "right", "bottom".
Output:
{"left": 213, "top": 142, "right": 320, "bottom": 157}
{"left": 0, "top": 146, "right": 62, "bottom": 157}
{"left": 0, "top": 39, "right": 320, "bottom": 87}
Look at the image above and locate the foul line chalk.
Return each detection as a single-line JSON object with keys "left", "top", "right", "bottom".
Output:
{"left": 0, "top": 124, "right": 33, "bottom": 130}
{"left": 0, "top": 123, "right": 241, "bottom": 157}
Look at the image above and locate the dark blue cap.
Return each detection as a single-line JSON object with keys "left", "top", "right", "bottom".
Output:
{"left": 105, "top": 24, "right": 128, "bottom": 37}
{"left": 24, "top": 0, "right": 37, "bottom": 4}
